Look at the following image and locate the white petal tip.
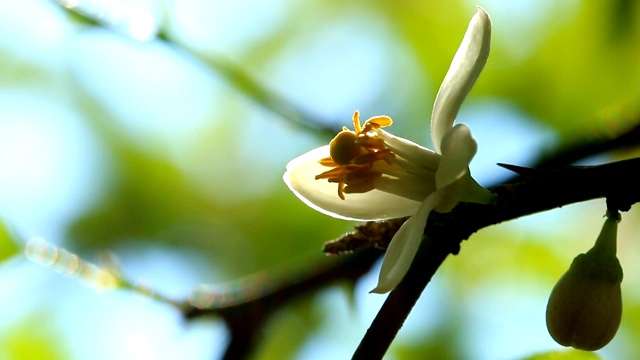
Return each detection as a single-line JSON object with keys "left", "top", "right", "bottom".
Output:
{"left": 370, "top": 270, "right": 402, "bottom": 294}
{"left": 430, "top": 5, "right": 492, "bottom": 152}
{"left": 474, "top": 6, "right": 492, "bottom": 35}
{"left": 475, "top": 6, "right": 488, "bottom": 15}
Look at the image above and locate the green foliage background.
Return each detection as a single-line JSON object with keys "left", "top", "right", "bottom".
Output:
{"left": 0, "top": 0, "right": 639, "bottom": 359}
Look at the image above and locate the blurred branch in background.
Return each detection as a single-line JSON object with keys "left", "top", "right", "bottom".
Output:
{"left": 532, "top": 119, "right": 640, "bottom": 172}
{"left": 24, "top": 234, "right": 380, "bottom": 359}
{"left": 178, "top": 48, "right": 339, "bottom": 139}
{"left": 56, "top": 0, "right": 340, "bottom": 138}
{"left": 184, "top": 249, "right": 380, "bottom": 359}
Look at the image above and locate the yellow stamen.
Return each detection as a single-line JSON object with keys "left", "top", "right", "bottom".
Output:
{"left": 365, "top": 116, "right": 393, "bottom": 128}
{"left": 353, "top": 110, "right": 362, "bottom": 134}
{"left": 350, "top": 149, "right": 394, "bottom": 166}
{"left": 318, "top": 157, "right": 337, "bottom": 167}
{"left": 355, "top": 135, "right": 386, "bottom": 150}
{"left": 316, "top": 110, "right": 397, "bottom": 200}
{"left": 337, "top": 182, "right": 346, "bottom": 200}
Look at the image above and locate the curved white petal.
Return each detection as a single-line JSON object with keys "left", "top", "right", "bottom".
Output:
{"left": 376, "top": 129, "right": 440, "bottom": 171}
{"left": 370, "top": 191, "right": 443, "bottom": 294}
{"left": 284, "top": 145, "right": 422, "bottom": 221}
{"left": 435, "top": 124, "right": 476, "bottom": 190}
{"left": 431, "top": 6, "right": 491, "bottom": 153}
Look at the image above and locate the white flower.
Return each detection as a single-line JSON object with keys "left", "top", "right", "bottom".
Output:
{"left": 283, "top": 7, "right": 494, "bottom": 293}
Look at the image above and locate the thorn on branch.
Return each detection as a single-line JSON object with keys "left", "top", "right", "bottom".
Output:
{"left": 497, "top": 163, "right": 554, "bottom": 180}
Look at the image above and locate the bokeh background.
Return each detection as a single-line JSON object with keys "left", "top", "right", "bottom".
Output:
{"left": 1, "top": 0, "right": 640, "bottom": 359}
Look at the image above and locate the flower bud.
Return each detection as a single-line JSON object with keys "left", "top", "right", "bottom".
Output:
{"left": 545, "top": 214, "right": 623, "bottom": 351}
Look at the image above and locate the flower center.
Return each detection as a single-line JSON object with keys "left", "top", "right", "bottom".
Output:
{"left": 315, "top": 111, "right": 440, "bottom": 202}
{"left": 315, "top": 110, "right": 401, "bottom": 200}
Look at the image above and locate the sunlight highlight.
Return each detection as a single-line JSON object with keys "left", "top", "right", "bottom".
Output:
{"left": 189, "top": 272, "right": 272, "bottom": 309}
{"left": 26, "top": 238, "right": 118, "bottom": 291}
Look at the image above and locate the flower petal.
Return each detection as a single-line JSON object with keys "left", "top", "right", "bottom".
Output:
{"left": 284, "top": 145, "right": 422, "bottom": 221}
{"left": 433, "top": 179, "right": 466, "bottom": 213}
{"left": 370, "top": 191, "right": 443, "bottom": 294}
{"left": 376, "top": 129, "right": 440, "bottom": 172}
{"left": 435, "top": 124, "right": 476, "bottom": 190}
{"left": 431, "top": 6, "right": 491, "bottom": 153}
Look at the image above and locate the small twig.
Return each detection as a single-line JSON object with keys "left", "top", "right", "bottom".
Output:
{"left": 323, "top": 218, "right": 407, "bottom": 255}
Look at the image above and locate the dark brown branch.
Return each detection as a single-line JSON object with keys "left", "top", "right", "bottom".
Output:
{"left": 353, "top": 157, "right": 640, "bottom": 359}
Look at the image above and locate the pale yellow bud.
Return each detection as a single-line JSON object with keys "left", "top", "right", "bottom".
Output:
{"left": 545, "top": 215, "right": 623, "bottom": 351}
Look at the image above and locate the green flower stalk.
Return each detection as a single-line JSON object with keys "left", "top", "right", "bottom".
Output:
{"left": 546, "top": 211, "right": 623, "bottom": 351}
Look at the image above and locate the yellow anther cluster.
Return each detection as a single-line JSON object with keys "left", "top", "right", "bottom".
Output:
{"left": 315, "top": 111, "right": 394, "bottom": 200}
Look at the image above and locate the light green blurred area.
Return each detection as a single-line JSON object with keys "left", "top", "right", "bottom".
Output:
{"left": 1, "top": 0, "right": 640, "bottom": 359}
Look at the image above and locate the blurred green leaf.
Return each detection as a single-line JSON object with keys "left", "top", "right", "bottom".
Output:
{"left": 394, "top": 321, "right": 463, "bottom": 360}
{"left": 0, "top": 221, "right": 19, "bottom": 263}
{"left": 0, "top": 314, "right": 68, "bottom": 360}
{"left": 523, "top": 349, "right": 601, "bottom": 360}
{"left": 496, "top": 2, "right": 640, "bottom": 135}
{"left": 446, "top": 223, "right": 571, "bottom": 292}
